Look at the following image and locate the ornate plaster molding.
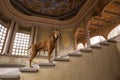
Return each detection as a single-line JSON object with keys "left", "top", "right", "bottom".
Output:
{"left": 0, "top": 0, "right": 98, "bottom": 28}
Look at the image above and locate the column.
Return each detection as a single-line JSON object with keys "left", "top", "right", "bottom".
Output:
{"left": 8, "top": 23, "right": 18, "bottom": 54}
{"left": 55, "top": 38, "right": 60, "bottom": 57}
{"left": 29, "top": 26, "right": 35, "bottom": 46}
{"left": 74, "top": 35, "right": 77, "bottom": 50}
{"left": 34, "top": 26, "right": 39, "bottom": 44}
{"left": 84, "top": 26, "right": 91, "bottom": 46}
{"left": 27, "top": 26, "right": 35, "bottom": 55}
{"left": 2, "top": 21, "right": 15, "bottom": 54}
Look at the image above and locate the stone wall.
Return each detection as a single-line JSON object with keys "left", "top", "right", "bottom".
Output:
{"left": 0, "top": 55, "right": 28, "bottom": 66}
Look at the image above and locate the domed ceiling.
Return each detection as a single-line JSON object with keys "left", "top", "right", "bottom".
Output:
{"left": 10, "top": 0, "right": 87, "bottom": 20}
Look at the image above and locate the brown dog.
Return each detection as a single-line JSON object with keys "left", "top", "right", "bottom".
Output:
{"left": 28, "top": 29, "right": 61, "bottom": 67}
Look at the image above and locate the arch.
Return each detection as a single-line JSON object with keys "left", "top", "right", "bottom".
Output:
{"left": 90, "top": 35, "right": 106, "bottom": 45}
{"left": 107, "top": 24, "right": 120, "bottom": 39}
{"left": 77, "top": 43, "right": 84, "bottom": 50}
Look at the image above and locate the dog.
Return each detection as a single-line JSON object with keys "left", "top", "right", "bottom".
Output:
{"left": 28, "top": 29, "right": 61, "bottom": 67}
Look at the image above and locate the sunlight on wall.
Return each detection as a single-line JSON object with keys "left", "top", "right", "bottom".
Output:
{"left": 90, "top": 36, "right": 105, "bottom": 45}
{"left": 108, "top": 24, "right": 120, "bottom": 39}
{"left": 109, "top": 25, "right": 120, "bottom": 52}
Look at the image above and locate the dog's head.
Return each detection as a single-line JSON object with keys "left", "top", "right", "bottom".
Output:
{"left": 53, "top": 29, "right": 62, "bottom": 39}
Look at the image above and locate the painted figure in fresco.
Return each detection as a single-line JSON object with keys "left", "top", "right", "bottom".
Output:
{"left": 17, "top": 0, "right": 82, "bottom": 16}
{"left": 27, "top": 29, "right": 61, "bottom": 67}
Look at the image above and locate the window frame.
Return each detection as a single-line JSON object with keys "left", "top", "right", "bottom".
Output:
{"left": 0, "top": 24, "right": 8, "bottom": 54}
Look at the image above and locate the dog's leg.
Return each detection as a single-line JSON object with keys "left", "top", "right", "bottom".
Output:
{"left": 48, "top": 48, "right": 54, "bottom": 63}
{"left": 29, "top": 45, "right": 37, "bottom": 68}
{"left": 29, "top": 55, "right": 36, "bottom": 68}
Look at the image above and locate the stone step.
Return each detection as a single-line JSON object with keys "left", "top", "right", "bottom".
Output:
{"left": 19, "top": 64, "right": 39, "bottom": 72}
{"left": 68, "top": 52, "right": 81, "bottom": 57}
{"left": 99, "top": 41, "right": 109, "bottom": 45}
{"left": 90, "top": 44, "right": 101, "bottom": 49}
{"left": 80, "top": 48, "right": 92, "bottom": 52}
{"left": 107, "top": 39, "right": 117, "bottom": 43}
{"left": 39, "top": 61, "right": 56, "bottom": 67}
{"left": 54, "top": 56, "right": 70, "bottom": 61}
{"left": 0, "top": 68, "right": 20, "bottom": 80}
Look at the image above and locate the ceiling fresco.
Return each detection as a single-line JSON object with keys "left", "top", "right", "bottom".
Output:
{"left": 10, "top": 0, "right": 87, "bottom": 20}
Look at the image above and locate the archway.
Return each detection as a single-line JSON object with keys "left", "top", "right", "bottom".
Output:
{"left": 108, "top": 24, "right": 120, "bottom": 39}
{"left": 77, "top": 43, "right": 84, "bottom": 50}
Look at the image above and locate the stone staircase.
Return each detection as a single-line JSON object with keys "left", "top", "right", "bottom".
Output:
{"left": 1, "top": 38, "right": 120, "bottom": 80}
{"left": 19, "top": 38, "right": 120, "bottom": 80}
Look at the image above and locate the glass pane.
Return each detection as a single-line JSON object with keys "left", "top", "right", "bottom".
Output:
{"left": 12, "top": 32, "right": 30, "bottom": 56}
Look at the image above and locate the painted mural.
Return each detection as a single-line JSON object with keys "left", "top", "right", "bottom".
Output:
{"left": 10, "top": 0, "right": 86, "bottom": 20}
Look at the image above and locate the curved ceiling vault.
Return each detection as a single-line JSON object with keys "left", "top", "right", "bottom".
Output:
{"left": 75, "top": 0, "right": 120, "bottom": 44}
{"left": 10, "top": 0, "right": 87, "bottom": 20}
{"left": 0, "top": 0, "right": 98, "bottom": 28}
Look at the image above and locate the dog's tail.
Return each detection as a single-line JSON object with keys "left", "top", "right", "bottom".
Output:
{"left": 27, "top": 46, "right": 31, "bottom": 50}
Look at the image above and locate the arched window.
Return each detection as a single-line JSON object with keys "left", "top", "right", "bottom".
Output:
{"left": 12, "top": 33, "right": 30, "bottom": 56}
{"left": 77, "top": 43, "right": 84, "bottom": 50}
{"left": 0, "top": 24, "right": 7, "bottom": 53}
{"left": 90, "top": 36, "right": 106, "bottom": 45}
{"left": 108, "top": 24, "right": 120, "bottom": 39}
